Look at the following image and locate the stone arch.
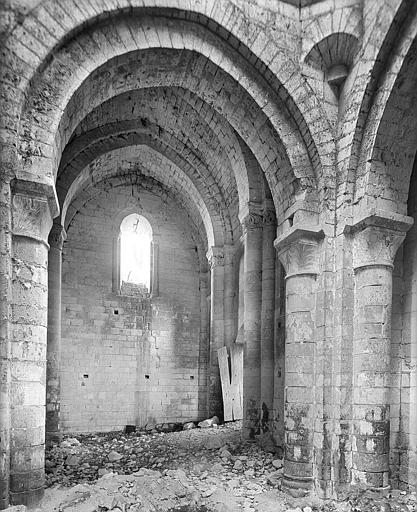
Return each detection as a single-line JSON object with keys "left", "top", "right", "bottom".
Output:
{"left": 337, "top": 0, "right": 417, "bottom": 223}
{"left": 14, "top": 13, "right": 322, "bottom": 224}
{"left": 304, "top": 33, "right": 360, "bottom": 73}
{"left": 69, "top": 173, "right": 209, "bottom": 278}
{"left": 354, "top": 11, "right": 417, "bottom": 217}
{"left": 113, "top": 208, "right": 160, "bottom": 241}
{"left": 3, "top": 2, "right": 329, "bottom": 174}
{"left": 59, "top": 132, "right": 233, "bottom": 244}
{"left": 62, "top": 146, "right": 219, "bottom": 248}
{"left": 65, "top": 172, "right": 209, "bottom": 274}
{"left": 58, "top": 86, "right": 246, "bottom": 220}
{"left": 117, "top": 212, "right": 153, "bottom": 290}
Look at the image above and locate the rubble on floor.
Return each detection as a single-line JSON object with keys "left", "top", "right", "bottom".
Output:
{"left": 36, "top": 422, "right": 416, "bottom": 512}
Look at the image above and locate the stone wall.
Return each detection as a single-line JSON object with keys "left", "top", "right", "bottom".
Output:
{"left": 392, "top": 162, "right": 417, "bottom": 489}
{"left": 60, "top": 185, "right": 205, "bottom": 432}
{"left": 2, "top": 0, "right": 417, "bottom": 506}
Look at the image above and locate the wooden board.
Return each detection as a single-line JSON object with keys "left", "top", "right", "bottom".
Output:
{"left": 218, "top": 344, "right": 243, "bottom": 421}
{"left": 218, "top": 346, "right": 232, "bottom": 421}
{"left": 230, "top": 344, "right": 243, "bottom": 420}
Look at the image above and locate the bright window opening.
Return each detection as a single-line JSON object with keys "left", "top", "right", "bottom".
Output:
{"left": 120, "top": 214, "right": 152, "bottom": 290}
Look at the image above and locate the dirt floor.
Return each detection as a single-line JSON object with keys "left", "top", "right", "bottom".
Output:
{"left": 31, "top": 421, "right": 416, "bottom": 512}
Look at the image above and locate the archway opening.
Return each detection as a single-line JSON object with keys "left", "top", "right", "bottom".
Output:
{"left": 120, "top": 214, "right": 152, "bottom": 291}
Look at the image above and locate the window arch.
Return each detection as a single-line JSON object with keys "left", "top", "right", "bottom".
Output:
{"left": 120, "top": 214, "right": 152, "bottom": 289}
{"left": 113, "top": 213, "right": 159, "bottom": 296}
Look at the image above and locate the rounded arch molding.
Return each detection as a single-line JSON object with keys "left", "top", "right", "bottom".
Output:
{"left": 8, "top": 8, "right": 329, "bottom": 225}
{"left": 61, "top": 146, "right": 221, "bottom": 249}
{"left": 337, "top": 1, "right": 417, "bottom": 224}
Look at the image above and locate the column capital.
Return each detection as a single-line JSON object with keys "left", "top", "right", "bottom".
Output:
{"left": 206, "top": 246, "right": 224, "bottom": 269}
{"left": 261, "top": 199, "right": 276, "bottom": 227}
{"left": 274, "top": 224, "right": 324, "bottom": 277}
{"left": 239, "top": 206, "right": 264, "bottom": 235}
{"left": 11, "top": 179, "right": 58, "bottom": 245}
{"left": 262, "top": 208, "right": 276, "bottom": 227}
{"left": 346, "top": 210, "right": 413, "bottom": 270}
{"left": 48, "top": 223, "right": 67, "bottom": 250}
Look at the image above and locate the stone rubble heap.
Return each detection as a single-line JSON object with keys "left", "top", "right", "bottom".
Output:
{"left": 35, "top": 422, "right": 417, "bottom": 512}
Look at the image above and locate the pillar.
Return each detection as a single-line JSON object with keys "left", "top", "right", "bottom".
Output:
{"left": 261, "top": 207, "right": 276, "bottom": 433}
{"left": 241, "top": 208, "right": 263, "bottom": 439}
{"left": 224, "top": 245, "right": 235, "bottom": 347}
{"left": 206, "top": 246, "right": 225, "bottom": 417}
{"left": 151, "top": 234, "right": 160, "bottom": 296}
{"left": 0, "top": 178, "right": 12, "bottom": 509}
{"left": 10, "top": 180, "right": 55, "bottom": 506}
{"left": 350, "top": 212, "right": 412, "bottom": 488}
{"left": 275, "top": 225, "right": 323, "bottom": 496}
{"left": 46, "top": 222, "right": 66, "bottom": 445}
{"left": 199, "top": 271, "right": 210, "bottom": 417}
{"left": 273, "top": 253, "right": 286, "bottom": 449}
{"left": 112, "top": 232, "right": 120, "bottom": 293}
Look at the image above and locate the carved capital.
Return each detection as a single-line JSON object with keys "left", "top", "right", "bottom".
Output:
{"left": 348, "top": 211, "right": 413, "bottom": 270}
{"left": 206, "top": 246, "right": 224, "bottom": 269}
{"left": 48, "top": 223, "right": 67, "bottom": 250}
{"left": 239, "top": 202, "right": 264, "bottom": 236}
{"left": 263, "top": 208, "right": 276, "bottom": 227}
{"left": 11, "top": 180, "right": 57, "bottom": 245}
{"left": 345, "top": 209, "right": 413, "bottom": 270}
{"left": 241, "top": 212, "right": 264, "bottom": 236}
{"left": 274, "top": 225, "right": 324, "bottom": 277}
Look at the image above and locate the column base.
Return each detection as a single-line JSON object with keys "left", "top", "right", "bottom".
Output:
{"left": 0, "top": 479, "right": 9, "bottom": 510}
{"left": 10, "top": 486, "right": 44, "bottom": 508}
{"left": 282, "top": 473, "right": 314, "bottom": 497}
{"left": 46, "top": 430, "right": 63, "bottom": 447}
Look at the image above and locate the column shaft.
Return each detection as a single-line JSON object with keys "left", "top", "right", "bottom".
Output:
{"left": 283, "top": 272, "right": 317, "bottom": 490}
{"left": 273, "top": 258, "right": 285, "bottom": 449}
{"left": 275, "top": 225, "right": 323, "bottom": 496}
{"left": 261, "top": 213, "right": 276, "bottom": 433}
{"left": 242, "top": 215, "right": 263, "bottom": 439}
{"left": 350, "top": 214, "right": 412, "bottom": 488}
{"left": 0, "top": 179, "right": 12, "bottom": 509}
{"left": 352, "top": 265, "right": 392, "bottom": 486}
{"left": 46, "top": 224, "right": 66, "bottom": 445}
{"left": 224, "top": 246, "right": 235, "bottom": 347}
{"left": 151, "top": 236, "right": 160, "bottom": 296}
{"left": 199, "top": 272, "right": 210, "bottom": 417}
{"left": 9, "top": 182, "right": 54, "bottom": 506}
{"left": 207, "top": 247, "right": 225, "bottom": 417}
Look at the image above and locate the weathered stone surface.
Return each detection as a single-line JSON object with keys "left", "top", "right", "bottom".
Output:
{"left": 1, "top": 0, "right": 417, "bottom": 507}
{"left": 198, "top": 416, "right": 220, "bottom": 429}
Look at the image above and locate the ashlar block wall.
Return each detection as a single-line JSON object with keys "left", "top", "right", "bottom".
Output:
{"left": 60, "top": 185, "right": 206, "bottom": 432}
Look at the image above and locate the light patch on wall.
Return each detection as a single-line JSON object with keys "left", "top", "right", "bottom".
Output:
{"left": 120, "top": 214, "right": 152, "bottom": 289}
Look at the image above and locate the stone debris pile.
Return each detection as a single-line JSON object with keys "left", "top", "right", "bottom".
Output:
{"left": 38, "top": 422, "right": 417, "bottom": 512}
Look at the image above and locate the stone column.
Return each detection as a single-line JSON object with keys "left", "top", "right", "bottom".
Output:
{"left": 274, "top": 225, "right": 323, "bottom": 496}
{"left": 0, "top": 178, "right": 12, "bottom": 509}
{"left": 199, "top": 271, "right": 210, "bottom": 417}
{"left": 240, "top": 208, "right": 263, "bottom": 439}
{"left": 151, "top": 234, "right": 160, "bottom": 296}
{"left": 206, "top": 246, "right": 225, "bottom": 417}
{"left": 10, "top": 180, "right": 56, "bottom": 506}
{"left": 261, "top": 207, "right": 276, "bottom": 433}
{"left": 112, "top": 232, "right": 121, "bottom": 293}
{"left": 224, "top": 245, "right": 235, "bottom": 347}
{"left": 350, "top": 212, "right": 413, "bottom": 488}
{"left": 46, "top": 222, "right": 66, "bottom": 445}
